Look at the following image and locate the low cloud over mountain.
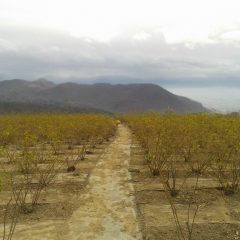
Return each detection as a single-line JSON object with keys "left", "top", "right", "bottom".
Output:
{"left": 0, "top": 24, "right": 240, "bottom": 87}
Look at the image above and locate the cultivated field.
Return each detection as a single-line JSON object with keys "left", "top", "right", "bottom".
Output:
{"left": 124, "top": 113, "right": 240, "bottom": 240}
{"left": 1, "top": 113, "right": 240, "bottom": 240}
{"left": 0, "top": 114, "right": 117, "bottom": 239}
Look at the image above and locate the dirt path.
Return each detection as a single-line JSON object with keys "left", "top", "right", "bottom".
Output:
{"left": 10, "top": 124, "right": 142, "bottom": 240}
{"left": 64, "top": 124, "right": 142, "bottom": 240}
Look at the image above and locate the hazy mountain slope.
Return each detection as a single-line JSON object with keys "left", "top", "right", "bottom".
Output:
{"left": 0, "top": 79, "right": 55, "bottom": 101}
{"left": 0, "top": 79, "right": 206, "bottom": 113}
{"left": 0, "top": 102, "right": 109, "bottom": 114}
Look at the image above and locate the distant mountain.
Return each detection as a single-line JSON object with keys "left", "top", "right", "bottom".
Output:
{"left": 0, "top": 79, "right": 206, "bottom": 113}
{"left": 0, "top": 102, "right": 109, "bottom": 114}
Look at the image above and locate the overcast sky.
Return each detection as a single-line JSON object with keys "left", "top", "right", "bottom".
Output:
{"left": 0, "top": 0, "right": 240, "bottom": 86}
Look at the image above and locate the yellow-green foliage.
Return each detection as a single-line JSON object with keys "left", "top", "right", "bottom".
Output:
{"left": 0, "top": 114, "right": 117, "bottom": 147}
{"left": 123, "top": 113, "right": 240, "bottom": 194}
{"left": 123, "top": 112, "right": 240, "bottom": 156}
{"left": 0, "top": 114, "right": 117, "bottom": 211}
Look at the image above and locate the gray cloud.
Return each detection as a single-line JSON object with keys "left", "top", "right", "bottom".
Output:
{"left": 0, "top": 23, "right": 240, "bottom": 86}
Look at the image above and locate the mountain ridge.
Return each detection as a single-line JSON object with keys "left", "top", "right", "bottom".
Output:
{"left": 0, "top": 79, "right": 206, "bottom": 113}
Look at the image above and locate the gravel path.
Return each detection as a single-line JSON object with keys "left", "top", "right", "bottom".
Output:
{"left": 65, "top": 124, "right": 142, "bottom": 240}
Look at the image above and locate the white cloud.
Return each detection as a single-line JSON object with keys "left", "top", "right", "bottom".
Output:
{"left": 0, "top": 0, "right": 240, "bottom": 43}
{"left": 0, "top": 24, "right": 239, "bottom": 83}
{"left": 133, "top": 32, "right": 151, "bottom": 41}
{"left": 0, "top": 0, "right": 239, "bottom": 84}
{"left": 0, "top": 38, "right": 17, "bottom": 51}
